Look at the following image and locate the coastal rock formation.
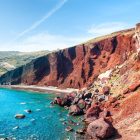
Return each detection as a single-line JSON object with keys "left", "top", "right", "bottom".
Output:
{"left": 0, "top": 25, "right": 138, "bottom": 89}
{"left": 87, "top": 118, "right": 115, "bottom": 139}
{"left": 1, "top": 23, "right": 140, "bottom": 139}
{"left": 15, "top": 114, "right": 25, "bottom": 119}
{"left": 51, "top": 23, "right": 140, "bottom": 139}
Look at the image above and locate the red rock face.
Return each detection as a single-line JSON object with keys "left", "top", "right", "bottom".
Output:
{"left": 37, "top": 32, "right": 136, "bottom": 88}
{"left": 0, "top": 29, "right": 137, "bottom": 88}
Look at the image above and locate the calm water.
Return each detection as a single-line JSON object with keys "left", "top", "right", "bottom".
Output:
{"left": 0, "top": 88, "right": 84, "bottom": 140}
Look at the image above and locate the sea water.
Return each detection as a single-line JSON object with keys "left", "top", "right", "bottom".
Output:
{"left": 0, "top": 88, "right": 84, "bottom": 140}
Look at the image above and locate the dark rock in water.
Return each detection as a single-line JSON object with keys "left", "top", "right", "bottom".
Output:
{"left": 13, "top": 126, "right": 19, "bottom": 130}
{"left": 76, "top": 128, "right": 86, "bottom": 135}
{"left": 69, "top": 105, "right": 83, "bottom": 116}
{"left": 64, "top": 106, "right": 69, "bottom": 110}
{"left": 87, "top": 118, "right": 115, "bottom": 139}
{"left": 68, "top": 120, "right": 77, "bottom": 125}
{"left": 24, "top": 109, "right": 32, "bottom": 113}
{"left": 61, "top": 96, "right": 73, "bottom": 107}
{"left": 65, "top": 126, "right": 73, "bottom": 132}
{"left": 50, "top": 101, "right": 54, "bottom": 105}
{"left": 62, "top": 122, "right": 67, "bottom": 125}
{"left": 15, "top": 114, "right": 25, "bottom": 119}
{"left": 54, "top": 97, "right": 62, "bottom": 106}
{"left": 54, "top": 95, "right": 74, "bottom": 107}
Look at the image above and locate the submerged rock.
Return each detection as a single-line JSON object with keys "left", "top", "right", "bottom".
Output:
{"left": 24, "top": 109, "right": 32, "bottom": 113}
{"left": 13, "top": 126, "right": 19, "bottom": 130}
{"left": 59, "top": 118, "right": 65, "bottom": 122}
{"left": 65, "top": 126, "right": 73, "bottom": 132}
{"left": 30, "top": 118, "right": 36, "bottom": 122}
{"left": 76, "top": 128, "right": 86, "bottom": 135}
{"left": 15, "top": 114, "right": 25, "bottom": 119}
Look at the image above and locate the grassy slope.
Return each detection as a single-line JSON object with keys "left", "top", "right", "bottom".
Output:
{"left": 0, "top": 51, "right": 50, "bottom": 76}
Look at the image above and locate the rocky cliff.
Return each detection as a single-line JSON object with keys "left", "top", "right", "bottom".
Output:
{"left": 0, "top": 25, "right": 139, "bottom": 89}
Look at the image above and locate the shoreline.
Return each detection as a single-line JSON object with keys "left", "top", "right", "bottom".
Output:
{"left": 0, "top": 85, "right": 79, "bottom": 95}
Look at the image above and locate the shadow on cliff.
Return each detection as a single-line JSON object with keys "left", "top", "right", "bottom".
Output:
{"left": 34, "top": 56, "right": 50, "bottom": 82}
{"left": 57, "top": 50, "right": 74, "bottom": 84}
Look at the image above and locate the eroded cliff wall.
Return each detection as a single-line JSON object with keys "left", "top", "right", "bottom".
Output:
{"left": 0, "top": 27, "right": 138, "bottom": 89}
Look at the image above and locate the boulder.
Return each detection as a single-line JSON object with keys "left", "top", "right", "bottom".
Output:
{"left": 69, "top": 105, "right": 83, "bottom": 116}
{"left": 128, "top": 82, "right": 140, "bottom": 92}
{"left": 72, "top": 97, "right": 80, "bottom": 104}
{"left": 99, "top": 109, "right": 111, "bottom": 118}
{"left": 123, "top": 81, "right": 140, "bottom": 94}
{"left": 87, "top": 118, "right": 115, "bottom": 139}
{"left": 77, "top": 99, "right": 86, "bottom": 109}
{"left": 83, "top": 92, "right": 92, "bottom": 99}
{"left": 15, "top": 114, "right": 25, "bottom": 119}
{"left": 102, "top": 86, "right": 110, "bottom": 95}
{"left": 76, "top": 128, "right": 86, "bottom": 135}
{"left": 98, "top": 95, "right": 106, "bottom": 102}
{"left": 61, "top": 95, "right": 73, "bottom": 107}
{"left": 54, "top": 97, "right": 62, "bottom": 106}
{"left": 85, "top": 105, "right": 101, "bottom": 123}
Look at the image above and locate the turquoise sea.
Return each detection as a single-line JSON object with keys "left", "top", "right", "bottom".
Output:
{"left": 0, "top": 88, "right": 84, "bottom": 140}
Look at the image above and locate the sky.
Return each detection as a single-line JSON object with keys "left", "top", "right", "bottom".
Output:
{"left": 0, "top": 0, "right": 140, "bottom": 52}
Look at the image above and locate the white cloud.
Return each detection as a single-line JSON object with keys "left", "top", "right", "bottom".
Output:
{"left": 16, "top": 0, "right": 68, "bottom": 39}
{"left": 2, "top": 32, "right": 91, "bottom": 52}
{"left": 88, "top": 22, "right": 131, "bottom": 37}
{"left": 1, "top": 22, "right": 132, "bottom": 52}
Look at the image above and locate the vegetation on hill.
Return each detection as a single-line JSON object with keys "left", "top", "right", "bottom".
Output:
{"left": 0, "top": 51, "right": 50, "bottom": 76}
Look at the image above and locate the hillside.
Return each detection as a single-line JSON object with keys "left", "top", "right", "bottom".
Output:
{"left": 0, "top": 26, "right": 136, "bottom": 87}
{"left": 0, "top": 51, "right": 50, "bottom": 76}
{"left": 0, "top": 23, "right": 140, "bottom": 139}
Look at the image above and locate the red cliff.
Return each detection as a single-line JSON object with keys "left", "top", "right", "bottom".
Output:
{"left": 0, "top": 26, "right": 138, "bottom": 89}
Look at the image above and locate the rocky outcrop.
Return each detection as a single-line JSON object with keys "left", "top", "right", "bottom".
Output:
{"left": 0, "top": 25, "right": 138, "bottom": 89}
{"left": 87, "top": 118, "right": 115, "bottom": 139}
